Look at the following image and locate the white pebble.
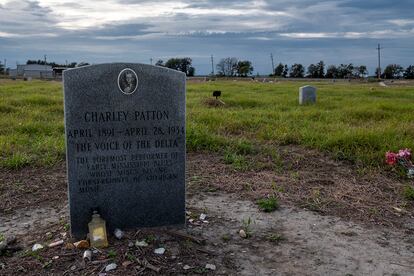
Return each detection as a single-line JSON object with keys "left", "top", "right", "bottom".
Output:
{"left": 206, "top": 263, "right": 216, "bottom": 270}
{"left": 105, "top": 263, "right": 117, "bottom": 272}
{"left": 32, "top": 243, "right": 44, "bottom": 251}
{"left": 135, "top": 240, "right": 148, "bottom": 247}
{"left": 114, "top": 228, "right": 124, "bottom": 240}
{"left": 154, "top": 247, "right": 165, "bottom": 255}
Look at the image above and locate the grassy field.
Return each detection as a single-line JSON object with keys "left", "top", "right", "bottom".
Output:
{"left": 0, "top": 79, "right": 413, "bottom": 169}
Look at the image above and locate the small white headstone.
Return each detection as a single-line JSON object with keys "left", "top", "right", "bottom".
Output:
{"left": 299, "top": 85, "right": 317, "bottom": 105}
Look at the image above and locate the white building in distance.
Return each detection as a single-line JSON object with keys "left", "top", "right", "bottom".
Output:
{"left": 9, "top": 64, "right": 54, "bottom": 78}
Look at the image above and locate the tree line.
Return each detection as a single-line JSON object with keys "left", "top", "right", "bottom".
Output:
{"left": 271, "top": 61, "right": 414, "bottom": 79}
{"left": 14, "top": 58, "right": 414, "bottom": 79}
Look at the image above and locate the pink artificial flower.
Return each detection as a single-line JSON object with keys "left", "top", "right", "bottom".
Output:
{"left": 397, "top": 148, "right": 412, "bottom": 160}
{"left": 385, "top": 151, "right": 397, "bottom": 165}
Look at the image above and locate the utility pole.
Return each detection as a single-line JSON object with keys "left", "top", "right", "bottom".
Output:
{"left": 210, "top": 55, "right": 214, "bottom": 76}
{"left": 376, "top": 44, "right": 382, "bottom": 80}
{"left": 150, "top": 58, "right": 153, "bottom": 65}
{"left": 270, "top": 53, "right": 275, "bottom": 75}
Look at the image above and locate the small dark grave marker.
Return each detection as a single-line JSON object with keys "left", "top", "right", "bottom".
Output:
{"left": 63, "top": 63, "right": 186, "bottom": 238}
{"left": 213, "top": 90, "right": 221, "bottom": 99}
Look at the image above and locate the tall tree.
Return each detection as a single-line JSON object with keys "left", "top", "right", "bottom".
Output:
{"left": 404, "top": 65, "right": 414, "bottom": 79}
{"left": 165, "top": 57, "right": 195, "bottom": 76}
{"left": 282, "top": 65, "right": 289, "bottom": 78}
{"left": 383, "top": 64, "right": 404, "bottom": 79}
{"left": 355, "top": 65, "right": 368, "bottom": 78}
{"left": 325, "top": 65, "right": 338, "bottom": 78}
{"left": 290, "top": 63, "right": 305, "bottom": 78}
{"left": 188, "top": 66, "right": 195, "bottom": 77}
{"left": 0, "top": 61, "right": 4, "bottom": 74}
{"left": 307, "top": 64, "right": 318, "bottom": 78}
{"left": 337, "top": 63, "right": 354, "bottom": 78}
{"left": 236, "top": 60, "right": 253, "bottom": 77}
{"left": 316, "top": 61, "right": 325, "bottom": 78}
{"left": 216, "top": 57, "right": 238, "bottom": 76}
{"left": 274, "top": 63, "right": 284, "bottom": 77}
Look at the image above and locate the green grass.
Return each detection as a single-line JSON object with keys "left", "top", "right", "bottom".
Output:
{"left": 0, "top": 80, "right": 64, "bottom": 168}
{"left": 257, "top": 196, "right": 279, "bottom": 212}
{"left": 187, "top": 80, "right": 414, "bottom": 168}
{"left": 1, "top": 79, "right": 414, "bottom": 169}
{"left": 403, "top": 185, "right": 414, "bottom": 200}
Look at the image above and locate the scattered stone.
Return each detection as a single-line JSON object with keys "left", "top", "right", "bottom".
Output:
{"left": 239, "top": 229, "right": 247, "bottom": 238}
{"left": 186, "top": 211, "right": 192, "bottom": 215}
{"left": 206, "top": 264, "right": 216, "bottom": 270}
{"left": 393, "top": 207, "right": 403, "bottom": 213}
{"left": 122, "top": 261, "right": 132, "bottom": 267}
{"left": 83, "top": 250, "right": 92, "bottom": 261}
{"left": 60, "top": 232, "right": 67, "bottom": 238}
{"left": 70, "top": 265, "right": 76, "bottom": 271}
{"left": 135, "top": 240, "right": 148, "bottom": 247}
{"left": 52, "top": 256, "right": 60, "bottom": 260}
{"left": 114, "top": 229, "right": 124, "bottom": 240}
{"left": 154, "top": 248, "right": 166, "bottom": 255}
{"left": 189, "top": 219, "right": 194, "bottom": 223}
{"left": 45, "top": 232, "right": 53, "bottom": 239}
{"left": 32, "top": 244, "right": 44, "bottom": 252}
{"left": 183, "top": 265, "right": 191, "bottom": 270}
{"left": 74, "top": 240, "right": 89, "bottom": 249}
{"left": 48, "top": 240, "right": 64, "bottom": 248}
{"left": 128, "top": 241, "right": 134, "bottom": 247}
{"left": 199, "top": 213, "right": 207, "bottom": 220}
{"left": 105, "top": 263, "right": 117, "bottom": 272}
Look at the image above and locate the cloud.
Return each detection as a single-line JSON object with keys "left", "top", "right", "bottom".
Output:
{"left": 0, "top": 0, "right": 413, "bottom": 74}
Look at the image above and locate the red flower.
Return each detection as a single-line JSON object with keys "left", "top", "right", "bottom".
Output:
{"left": 385, "top": 151, "right": 397, "bottom": 165}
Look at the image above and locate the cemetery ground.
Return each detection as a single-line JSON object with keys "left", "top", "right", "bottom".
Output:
{"left": 0, "top": 78, "right": 414, "bottom": 275}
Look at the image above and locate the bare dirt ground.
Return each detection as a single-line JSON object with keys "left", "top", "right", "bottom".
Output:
{"left": 1, "top": 148, "right": 414, "bottom": 275}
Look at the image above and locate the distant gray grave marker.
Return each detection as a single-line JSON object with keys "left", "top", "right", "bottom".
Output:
{"left": 63, "top": 63, "right": 186, "bottom": 238}
{"left": 299, "top": 85, "right": 317, "bottom": 105}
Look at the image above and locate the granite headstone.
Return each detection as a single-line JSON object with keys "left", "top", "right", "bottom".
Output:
{"left": 299, "top": 85, "right": 317, "bottom": 105}
{"left": 63, "top": 63, "right": 186, "bottom": 238}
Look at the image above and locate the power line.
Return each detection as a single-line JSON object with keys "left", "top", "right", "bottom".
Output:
{"left": 376, "top": 44, "right": 383, "bottom": 80}
{"left": 270, "top": 53, "right": 275, "bottom": 74}
{"left": 210, "top": 55, "right": 214, "bottom": 75}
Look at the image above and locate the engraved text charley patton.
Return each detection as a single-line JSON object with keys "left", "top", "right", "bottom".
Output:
{"left": 64, "top": 63, "right": 185, "bottom": 237}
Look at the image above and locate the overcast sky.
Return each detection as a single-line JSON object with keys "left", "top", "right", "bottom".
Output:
{"left": 0, "top": 0, "right": 413, "bottom": 75}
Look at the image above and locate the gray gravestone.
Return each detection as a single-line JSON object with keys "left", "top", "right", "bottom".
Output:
{"left": 299, "top": 85, "right": 317, "bottom": 105}
{"left": 63, "top": 63, "right": 186, "bottom": 238}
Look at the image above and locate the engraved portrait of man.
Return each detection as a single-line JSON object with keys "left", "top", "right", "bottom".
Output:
{"left": 118, "top": 68, "right": 138, "bottom": 94}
